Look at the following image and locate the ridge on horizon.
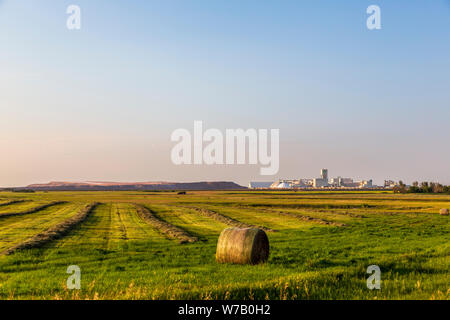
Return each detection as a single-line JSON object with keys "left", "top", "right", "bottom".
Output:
{"left": 26, "top": 180, "right": 240, "bottom": 186}
{"left": 4, "top": 180, "right": 247, "bottom": 191}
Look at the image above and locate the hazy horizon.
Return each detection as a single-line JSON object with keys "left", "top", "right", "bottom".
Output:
{"left": 1, "top": 0, "right": 449, "bottom": 187}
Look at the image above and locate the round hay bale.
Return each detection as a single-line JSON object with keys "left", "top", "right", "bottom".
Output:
{"left": 216, "top": 228, "right": 269, "bottom": 265}
{"left": 439, "top": 208, "right": 449, "bottom": 216}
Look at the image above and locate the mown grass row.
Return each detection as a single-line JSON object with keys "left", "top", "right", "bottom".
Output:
{"left": 245, "top": 203, "right": 380, "bottom": 210}
{"left": 35, "top": 203, "right": 169, "bottom": 261}
{"left": 180, "top": 206, "right": 276, "bottom": 232}
{"left": 0, "top": 202, "right": 83, "bottom": 253}
{"left": 195, "top": 204, "right": 331, "bottom": 231}
{"left": 0, "top": 200, "right": 26, "bottom": 207}
{"left": 1, "top": 203, "right": 99, "bottom": 255}
{"left": 232, "top": 205, "right": 349, "bottom": 227}
{"left": 0, "top": 201, "right": 67, "bottom": 219}
{"left": 271, "top": 209, "right": 346, "bottom": 227}
{"left": 135, "top": 205, "right": 198, "bottom": 243}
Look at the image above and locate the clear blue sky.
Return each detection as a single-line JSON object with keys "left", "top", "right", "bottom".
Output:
{"left": 0, "top": 0, "right": 449, "bottom": 186}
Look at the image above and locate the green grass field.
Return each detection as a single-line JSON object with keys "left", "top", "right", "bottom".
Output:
{"left": 0, "top": 191, "right": 448, "bottom": 300}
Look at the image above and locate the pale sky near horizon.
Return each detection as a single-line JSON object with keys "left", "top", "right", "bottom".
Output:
{"left": 1, "top": 0, "right": 449, "bottom": 187}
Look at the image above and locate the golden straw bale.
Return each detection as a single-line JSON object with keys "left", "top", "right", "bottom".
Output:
{"left": 216, "top": 228, "right": 269, "bottom": 265}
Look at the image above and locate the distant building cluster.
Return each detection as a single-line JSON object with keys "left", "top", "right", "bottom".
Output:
{"left": 249, "top": 169, "right": 379, "bottom": 190}
{"left": 383, "top": 180, "right": 398, "bottom": 188}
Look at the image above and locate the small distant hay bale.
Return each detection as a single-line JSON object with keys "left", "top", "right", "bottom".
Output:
{"left": 216, "top": 228, "right": 269, "bottom": 265}
{"left": 440, "top": 208, "right": 449, "bottom": 216}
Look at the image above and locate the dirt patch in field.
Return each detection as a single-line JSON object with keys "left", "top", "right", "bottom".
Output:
{"left": 182, "top": 206, "right": 276, "bottom": 232}
{"left": 0, "top": 201, "right": 68, "bottom": 219}
{"left": 1, "top": 202, "right": 100, "bottom": 255}
{"left": 135, "top": 204, "right": 197, "bottom": 243}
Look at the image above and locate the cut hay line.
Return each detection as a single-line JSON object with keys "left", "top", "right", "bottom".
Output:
{"left": 1, "top": 203, "right": 99, "bottom": 255}
{"left": 276, "top": 211, "right": 347, "bottom": 227}
{"left": 234, "top": 205, "right": 347, "bottom": 227}
{"left": 182, "top": 206, "right": 276, "bottom": 232}
{"left": 307, "top": 208, "right": 364, "bottom": 218}
{"left": 360, "top": 210, "right": 444, "bottom": 216}
{"left": 317, "top": 210, "right": 364, "bottom": 218}
{"left": 251, "top": 207, "right": 346, "bottom": 227}
{"left": 116, "top": 209, "right": 129, "bottom": 240}
{"left": 0, "top": 200, "right": 27, "bottom": 207}
{"left": 0, "top": 201, "right": 68, "bottom": 219}
{"left": 246, "top": 203, "right": 380, "bottom": 210}
{"left": 236, "top": 203, "right": 364, "bottom": 219}
{"left": 135, "top": 205, "right": 197, "bottom": 243}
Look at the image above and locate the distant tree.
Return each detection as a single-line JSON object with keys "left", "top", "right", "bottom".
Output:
{"left": 12, "top": 189, "right": 35, "bottom": 193}
{"left": 421, "top": 182, "right": 431, "bottom": 193}
{"left": 404, "top": 181, "right": 449, "bottom": 194}
{"left": 408, "top": 183, "right": 420, "bottom": 193}
{"left": 431, "top": 183, "right": 444, "bottom": 193}
{"left": 393, "top": 181, "right": 407, "bottom": 194}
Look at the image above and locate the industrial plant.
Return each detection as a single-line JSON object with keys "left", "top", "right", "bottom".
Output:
{"left": 248, "top": 169, "right": 378, "bottom": 190}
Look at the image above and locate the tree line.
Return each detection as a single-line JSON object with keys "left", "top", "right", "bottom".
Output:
{"left": 393, "top": 181, "right": 450, "bottom": 194}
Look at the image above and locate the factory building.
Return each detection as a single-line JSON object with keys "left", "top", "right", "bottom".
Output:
{"left": 248, "top": 168, "right": 377, "bottom": 190}
{"left": 313, "top": 168, "right": 329, "bottom": 188}
{"left": 321, "top": 169, "right": 328, "bottom": 181}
